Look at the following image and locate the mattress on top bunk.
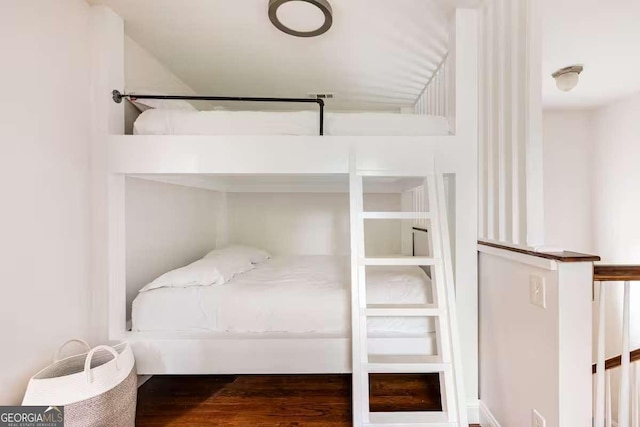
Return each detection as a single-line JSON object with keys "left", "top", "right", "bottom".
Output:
{"left": 132, "top": 255, "right": 434, "bottom": 335}
{"left": 132, "top": 109, "right": 450, "bottom": 136}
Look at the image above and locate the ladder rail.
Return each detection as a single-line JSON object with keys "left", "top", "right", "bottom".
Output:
{"left": 426, "top": 175, "right": 456, "bottom": 420}
{"left": 350, "top": 154, "right": 370, "bottom": 426}
{"left": 434, "top": 173, "right": 468, "bottom": 426}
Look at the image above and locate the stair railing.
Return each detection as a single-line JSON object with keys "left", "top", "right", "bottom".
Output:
{"left": 593, "top": 265, "right": 640, "bottom": 427}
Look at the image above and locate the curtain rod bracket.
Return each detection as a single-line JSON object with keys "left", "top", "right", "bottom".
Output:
{"left": 112, "top": 90, "right": 124, "bottom": 104}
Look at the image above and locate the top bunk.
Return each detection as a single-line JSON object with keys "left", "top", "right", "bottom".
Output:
{"left": 94, "top": 6, "right": 478, "bottom": 175}
{"left": 130, "top": 106, "right": 451, "bottom": 137}
{"left": 115, "top": 53, "right": 451, "bottom": 138}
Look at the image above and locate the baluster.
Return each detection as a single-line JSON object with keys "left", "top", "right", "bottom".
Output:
{"left": 442, "top": 61, "right": 448, "bottom": 117}
{"left": 438, "top": 71, "right": 443, "bottom": 116}
{"left": 606, "top": 370, "right": 612, "bottom": 427}
{"left": 620, "top": 281, "right": 631, "bottom": 427}
{"left": 631, "top": 363, "right": 640, "bottom": 427}
{"left": 593, "top": 374, "right": 597, "bottom": 422}
{"left": 430, "top": 83, "right": 435, "bottom": 114}
{"left": 596, "top": 281, "right": 607, "bottom": 427}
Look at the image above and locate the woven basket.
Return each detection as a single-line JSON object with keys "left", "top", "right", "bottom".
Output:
{"left": 22, "top": 341, "right": 137, "bottom": 427}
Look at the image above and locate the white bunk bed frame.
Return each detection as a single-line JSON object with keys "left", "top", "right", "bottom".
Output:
{"left": 92, "top": 4, "right": 478, "bottom": 419}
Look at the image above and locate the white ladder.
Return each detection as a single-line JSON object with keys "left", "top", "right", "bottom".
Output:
{"left": 349, "top": 164, "right": 467, "bottom": 427}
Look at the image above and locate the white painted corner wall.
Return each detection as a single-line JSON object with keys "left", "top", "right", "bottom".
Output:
{"left": 542, "top": 110, "right": 594, "bottom": 254}
{"left": 90, "top": 5, "right": 124, "bottom": 345}
{"left": 591, "top": 91, "right": 640, "bottom": 264}
{"left": 124, "top": 36, "right": 198, "bottom": 96}
{"left": 124, "top": 177, "right": 224, "bottom": 318}
{"left": 478, "top": 246, "right": 592, "bottom": 427}
{"left": 0, "top": 0, "right": 93, "bottom": 405}
{"left": 123, "top": 35, "right": 201, "bottom": 133}
{"left": 228, "top": 192, "right": 402, "bottom": 257}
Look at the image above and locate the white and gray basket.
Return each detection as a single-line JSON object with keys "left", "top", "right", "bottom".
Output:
{"left": 22, "top": 339, "right": 137, "bottom": 427}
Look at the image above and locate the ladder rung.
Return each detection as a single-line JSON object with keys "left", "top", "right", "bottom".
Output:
{"left": 360, "top": 212, "right": 432, "bottom": 220}
{"left": 366, "top": 411, "right": 455, "bottom": 426}
{"left": 364, "top": 305, "right": 440, "bottom": 317}
{"left": 357, "top": 170, "right": 431, "bottom": 177}
{"left": 361, "top": 256, "right": 439, "bottom": 266}
{"left": 366, "top": 355, "right": 449, "bottom": 373}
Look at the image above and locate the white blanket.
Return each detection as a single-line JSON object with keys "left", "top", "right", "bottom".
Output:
{"left": 133, "top": 109, "right": 450, "bottom": 136}
{"left": 132, "top": 255, "right": 434, "bottom": 335}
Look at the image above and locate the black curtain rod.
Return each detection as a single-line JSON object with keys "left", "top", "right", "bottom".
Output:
{"left": 112, "top": 90, "right": 325, "bottom": 135}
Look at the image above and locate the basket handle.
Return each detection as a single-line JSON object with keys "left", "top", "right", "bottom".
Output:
{"left": 54, "top": 338, "right": 91, "bottom": 362}
{"left": 84, "top": 345, "right": 120, "bottom": 384}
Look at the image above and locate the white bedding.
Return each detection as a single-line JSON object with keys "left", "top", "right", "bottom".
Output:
{"left": 132, "top": 255, "right": 434, "bottom": 336}
{"left": 133, "top": 109, "right": 450, "bottom": 136}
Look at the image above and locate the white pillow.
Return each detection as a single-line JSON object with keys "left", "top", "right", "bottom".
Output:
{"left": 206, "top": 245, "right": 271, "bottom": 264}
{"left": 202, "top": 251, "right": 255, "bottom": 282}
{"left": 139, "top": 258, "right": 223, "bottom": 292}
{"left": 127, "top": 90, "right": 198, "bottom": 112}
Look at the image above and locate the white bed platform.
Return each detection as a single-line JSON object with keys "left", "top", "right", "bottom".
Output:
{"left": 107, "top": 133, "right": 477, "bottom": 376}
{"left": 130, "top": 255, "right": 438, "bottom": 374}
{"left": 133, "top": 109, "right": 451, "bottom": 136}
{"left": 94, "top": 8, "right": 478, "bottom": 411}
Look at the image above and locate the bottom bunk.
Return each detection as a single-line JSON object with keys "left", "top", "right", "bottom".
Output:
{"left": 130, "top": 251, "right": 436, "bottom": 375}
{"left": 133, "top": 254, "right": 433, "bottom": 335}
{"left": 116, "top": 174, "right": 443, "bottom": 374}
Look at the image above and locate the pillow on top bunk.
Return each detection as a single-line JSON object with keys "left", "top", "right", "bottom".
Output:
{"left": 205, "top": 245, "right": 271, "bottom": 264}
{"left": 139, "top": 258, "right": 224, "bottom": 292}
{"left": 127, "top": 90, "right": 198, "bottom": 113}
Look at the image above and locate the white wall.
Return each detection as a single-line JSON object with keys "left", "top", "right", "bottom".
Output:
{"left": 228, "top": 193, "right": 401, "bottom": 256}
{"left": 542, "top": 110, "right": 594, "bottom": 253}
{"left": 123, "top": 36, "right": 199, "bottom": 133}
{"left": 124, "top": 36, "right": 197, "bottom": 95}
{"left": 125, "top": 177, "right": 222, "bottom": 318}
{"left": 592, "top": 91, "right": 640, "bottom": 264}
{"left": 479, "top": 248, "right": 593, "bottom": 427}
{"left": 0, "top": 0, "right": 93, "bottom": 405}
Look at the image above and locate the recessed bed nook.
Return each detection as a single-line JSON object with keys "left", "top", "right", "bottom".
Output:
{"left": 121, "top": 174, "right": 444, "bottom": 373}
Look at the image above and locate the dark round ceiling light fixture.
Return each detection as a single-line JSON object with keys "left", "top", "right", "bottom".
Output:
{"left": 269, "top": 0, "right": 333, "bottom": 38}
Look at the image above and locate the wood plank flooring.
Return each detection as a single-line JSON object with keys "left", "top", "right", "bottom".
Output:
{"left": 136, "top": 374, "right": 480, "bottom": 426}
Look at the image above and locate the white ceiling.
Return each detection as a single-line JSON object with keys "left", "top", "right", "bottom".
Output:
{"left": 542, "top": 0, "right": 640, "bottom": 109}
{"left": 89, "top": 0, "right": 477, "bottom": 111}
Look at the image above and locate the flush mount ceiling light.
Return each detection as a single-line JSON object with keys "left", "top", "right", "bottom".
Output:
{"left": 552, "top": 65, "right": 584, "bottom": 92}
{"left": 269, "top": 0, "right": 333, "bottom": 38}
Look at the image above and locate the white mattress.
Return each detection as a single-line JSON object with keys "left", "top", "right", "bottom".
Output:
{"left": 132, "top": 255, "right": 434, "bottom": 336}
{"left": 133, "top": 109, "right": 450, "bottom": 136}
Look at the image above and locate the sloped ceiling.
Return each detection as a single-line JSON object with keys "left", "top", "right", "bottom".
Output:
{"left": 88, "top": 0, "right": 476, "bottom": 111}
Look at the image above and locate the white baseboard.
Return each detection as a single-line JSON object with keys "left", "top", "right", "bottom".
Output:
{"left": 467, "top": 399, "right": 480, "bottom": 424}
{"left": 479, "top": 401, "right": 501, "bottom": 427}
{"left": 137, "top": 375, "right": 152, "bottom": 388}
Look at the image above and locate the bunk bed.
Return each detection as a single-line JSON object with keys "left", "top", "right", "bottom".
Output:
{"left": 95, "top": 6, "right": 479, "bottom": 426}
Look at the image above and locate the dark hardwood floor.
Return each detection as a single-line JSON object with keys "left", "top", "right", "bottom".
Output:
{"left": 136, "top": 374, "right": 480, "bottom": 426}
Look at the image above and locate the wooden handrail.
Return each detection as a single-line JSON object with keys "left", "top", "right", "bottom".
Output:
{"left": 478, "top": 241, "right": 601, "bottom": 262}
{"left": 594, "top": 265, "right": 640, "bottom": 282}
{"left": 592, "top": 348, "right": 640, "bottom": 374}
